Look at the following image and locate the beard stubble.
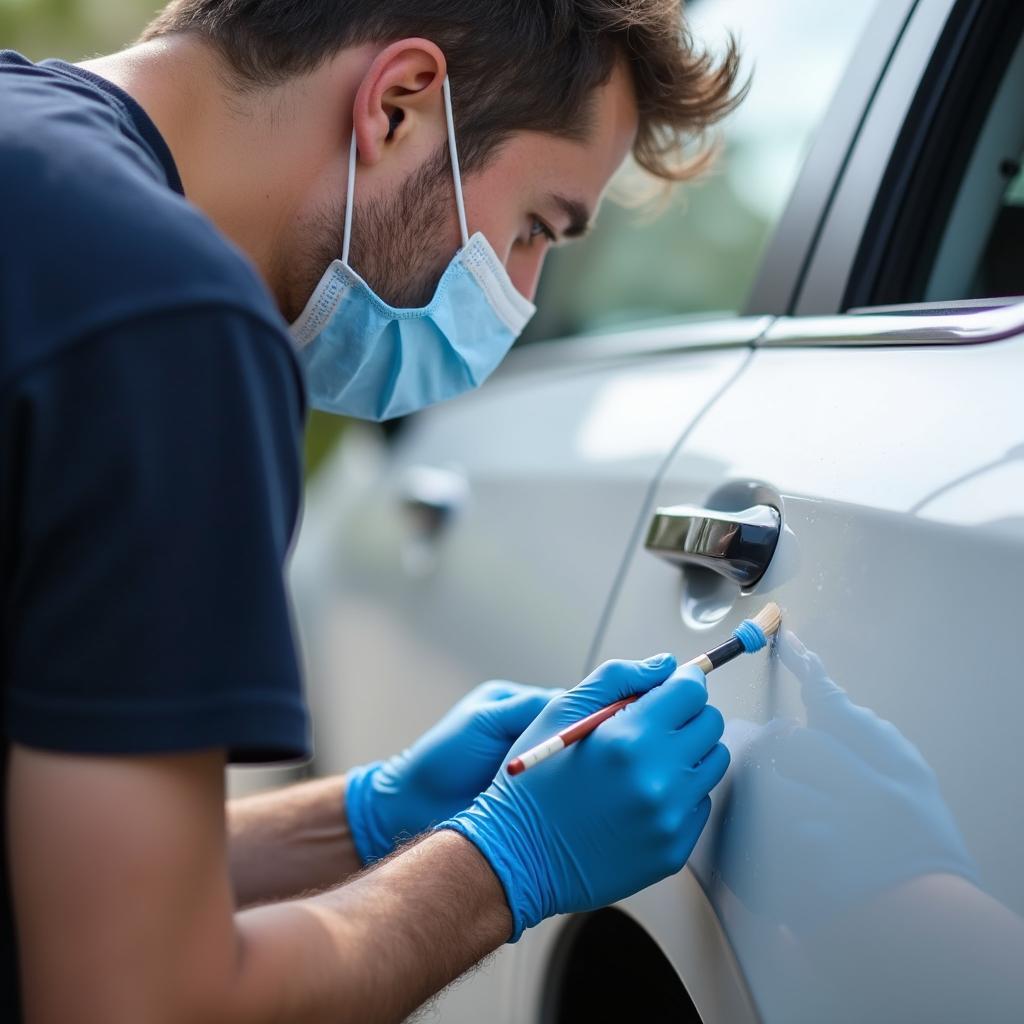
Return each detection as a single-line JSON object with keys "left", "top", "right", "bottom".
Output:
{"left": 284, "top": 145, "right": 458, "bottom": 322}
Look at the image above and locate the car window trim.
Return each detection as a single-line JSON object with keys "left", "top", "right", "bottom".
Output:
{"left": 760, "top": 299, "right": 1024, "bottom": 348}
{"left": 494, "top": 316, "right": 773, "bottom": 378}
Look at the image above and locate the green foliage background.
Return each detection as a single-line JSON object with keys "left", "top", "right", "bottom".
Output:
{"left": 0, "top": 0, "right": 158, "bottom": 62}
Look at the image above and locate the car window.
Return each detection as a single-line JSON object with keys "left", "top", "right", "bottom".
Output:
{"left": 925, "top": 31, "right": 1024, "bottom": 303}
{"left": 842, "top": 3, "right": 1024, "bottom": 314}
{"left": 520, "top": 0, "right": 878, "bottom": 344}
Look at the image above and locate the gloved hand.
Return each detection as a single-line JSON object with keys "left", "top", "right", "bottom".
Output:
{"left": 437, "top": 655, "right": 730, "bottom": 940}
{"left": 345, "top": 680, "right": 560, "bottom": 862}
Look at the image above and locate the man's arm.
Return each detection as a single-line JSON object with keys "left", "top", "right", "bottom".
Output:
{"left": 10, "top": 745, "right": 510, "bottom": 1024}
{"left": 235, "top": 829, "right": 509, "bottom": 1022}
{"left": 228, "top": 680, "right": 561, "bottom": 907}
{"left": 228, "top": 776, "right": 363, "bottom": 906}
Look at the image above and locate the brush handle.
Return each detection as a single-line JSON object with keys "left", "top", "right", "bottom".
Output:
{"left": 507, "top": 697, "right": 635, "bottom": 776}
{"left": 507, "top": 655, "right": 707, "bottom": 776}
{"left": 506, "top": 610, "right": 777, "bottom": 775}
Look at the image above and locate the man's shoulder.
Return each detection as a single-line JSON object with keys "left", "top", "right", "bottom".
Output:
{"left": 0, "top": 146, "right": 285, "bottom": 359}
{"left": 0, "top": 53, "right": 287, "bottom": 382}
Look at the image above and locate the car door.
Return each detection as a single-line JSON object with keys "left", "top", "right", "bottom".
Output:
{"left": 567, "top": 2, "right": 1024, "bottom": 1021}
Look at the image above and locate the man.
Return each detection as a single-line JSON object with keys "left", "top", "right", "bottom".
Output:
{"left": 0, "top": 2, "right": 742, "bottom": 1021}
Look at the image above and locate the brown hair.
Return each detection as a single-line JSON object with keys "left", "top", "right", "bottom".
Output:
{"left": 142, "top": 0, "right": 744, "bottom": 180}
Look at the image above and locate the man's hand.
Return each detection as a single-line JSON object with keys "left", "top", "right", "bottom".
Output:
{"left": 438, "top": 656, "right": 730, "bottom": 940}
{"left": 345, "top": 680, "right": 559, "bottom": 862}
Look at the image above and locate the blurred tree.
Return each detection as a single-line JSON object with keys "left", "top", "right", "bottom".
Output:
{"left": 0, "top": 0, "right": 160, "bottom": 61}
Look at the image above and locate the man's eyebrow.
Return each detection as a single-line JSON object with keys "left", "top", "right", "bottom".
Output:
{"left": 549, "top": 194, "right": 593, "bottom": 239}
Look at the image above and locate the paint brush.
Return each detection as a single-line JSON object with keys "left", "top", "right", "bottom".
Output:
{"left": 507, "top": 602, "right": 782, "bottom": 777}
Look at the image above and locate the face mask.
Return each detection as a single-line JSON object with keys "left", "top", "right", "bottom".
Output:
{"left": 290, "top": 78, "right": 536, "bottom": 421}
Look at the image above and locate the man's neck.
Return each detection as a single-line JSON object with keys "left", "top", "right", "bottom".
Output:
{"left": 79, "top": 38, "right": 343, "bottom": 307}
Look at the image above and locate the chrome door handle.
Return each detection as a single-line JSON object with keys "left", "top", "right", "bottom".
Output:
{"left": 644, "top": 504, "right": 781, "bottom": 586}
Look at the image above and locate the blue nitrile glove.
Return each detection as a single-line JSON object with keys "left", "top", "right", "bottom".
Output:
{"left": 436, "top": 656, "right": 730, "bottom": 941}
{"left": 345, "top": 680, "right": 561, "bottom": 863}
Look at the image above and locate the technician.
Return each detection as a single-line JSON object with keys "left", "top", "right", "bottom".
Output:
{"left": 0, "top": 2, "right": 743, "bottom": 1021}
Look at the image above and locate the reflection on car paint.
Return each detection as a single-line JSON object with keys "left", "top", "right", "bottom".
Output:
{"left": 698, "top": 632, "right": 1024, "bottom": 1022}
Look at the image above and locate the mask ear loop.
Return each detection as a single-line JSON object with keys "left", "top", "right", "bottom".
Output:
{"left": 341, "top": 128, "right": 358, "bottom": 266}
{"left": 442, "top": 76, "right": 471, "bottom": 249}
{"left": 343, "top": 76, "right": 468, "bottom": 266}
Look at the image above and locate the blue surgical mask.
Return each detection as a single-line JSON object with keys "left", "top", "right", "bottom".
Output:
{"left": 290, "top": 78, "right": 536, "bottom": 421}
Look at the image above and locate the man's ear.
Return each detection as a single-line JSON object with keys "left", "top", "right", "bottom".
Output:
{"left": 352, "top": 39, "right": 447, "bottom": 167}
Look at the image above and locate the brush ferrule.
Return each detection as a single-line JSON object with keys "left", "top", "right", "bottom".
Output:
{"left": 734, "top": 618, "right": 768, "bottom": 653}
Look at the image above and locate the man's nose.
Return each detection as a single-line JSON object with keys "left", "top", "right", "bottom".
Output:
{"left": 508, "top": 252, "right": 545, "bottom": 304}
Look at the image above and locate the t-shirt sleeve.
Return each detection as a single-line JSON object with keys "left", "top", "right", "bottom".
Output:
{"left": 3, "top": 306, "right": 310, "bottom": 763}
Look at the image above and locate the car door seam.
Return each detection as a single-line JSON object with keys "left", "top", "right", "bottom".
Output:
{"left": 581, "top": 336, "right": 766, "bottom": 676}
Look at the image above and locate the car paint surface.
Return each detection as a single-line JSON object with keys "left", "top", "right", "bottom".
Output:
{"left": 593, "top": 335, "right": 1024, "bottom": 1021}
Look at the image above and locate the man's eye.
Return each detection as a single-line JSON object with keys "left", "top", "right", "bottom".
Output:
{"left": 529, "top": 217, "right": 557, "bottom": 243}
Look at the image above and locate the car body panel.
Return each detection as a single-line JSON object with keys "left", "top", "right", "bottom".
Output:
{"left": 593, "top": 329, "right": 1024, "bottom": 1021}
{"left": 515, "top": 872, "right": 760, "bottom": 1024}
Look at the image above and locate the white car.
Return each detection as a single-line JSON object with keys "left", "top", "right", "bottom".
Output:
{"left": 290, "top": 0, "right": 1024, "bottom": 1020}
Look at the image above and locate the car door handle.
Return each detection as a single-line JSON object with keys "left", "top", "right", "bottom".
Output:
{"left": 400, "top": 466, "right": 468, "bottom": 536}
{"left": 644, "top": 503, "right": 781, "bottom": 586}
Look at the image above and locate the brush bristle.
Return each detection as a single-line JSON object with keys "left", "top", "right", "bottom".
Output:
{"left": 751, "top": 602, "right": 782, "bottom": 638}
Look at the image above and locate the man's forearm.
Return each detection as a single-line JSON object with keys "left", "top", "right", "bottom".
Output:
{"left": 228, "top": 775, "right": 362, "bottom": 906}
{"left": 231, "top": 829, "right": 512, "bottom": 1024}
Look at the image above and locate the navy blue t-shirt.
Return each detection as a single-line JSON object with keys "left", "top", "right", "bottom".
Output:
{"left": 0, "top": 51, "right": 311, "bottom": 1012}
